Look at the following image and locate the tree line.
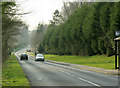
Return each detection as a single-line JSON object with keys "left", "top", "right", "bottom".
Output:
{"left": 38, "top": 2, "right": 120, "bottom": 56}
{"left": 2, "top": 2, "right": 29, "bottom": 62}
{"left": 29, "top": 22, "right": 48, "bottom": 53}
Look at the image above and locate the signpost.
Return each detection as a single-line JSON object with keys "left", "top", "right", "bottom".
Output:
{"left": 115, "top": 31, "right": 120, "bottom": 37}
{"left": 114, "top": 31, "right": 120, "bottom": 70}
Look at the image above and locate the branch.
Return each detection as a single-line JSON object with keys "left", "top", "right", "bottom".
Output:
{"left": 4, "top": 12, "right": 31, "bottom": 15}
{"left": 63, "top": 2, "right": 69, "bottom": 18}
{"left": 6, "top": 31, "right": 21, "bottom": 43}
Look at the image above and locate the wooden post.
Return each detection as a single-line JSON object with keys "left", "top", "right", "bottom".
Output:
{"left": 114, "top": 37, "right": 120, "bottom": 69}
{"left": 115, "top": 41, "right": 117, "bottom": 69}
{"left": 118, "top": 41, "right": 120, "bottom": 70}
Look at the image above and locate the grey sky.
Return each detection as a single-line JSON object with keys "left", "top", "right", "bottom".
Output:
{"left": 15, "top": 0, "right": 119, "bottom": 31}
{"left": 16, "top": 0, "right": 73, "bottom": 31}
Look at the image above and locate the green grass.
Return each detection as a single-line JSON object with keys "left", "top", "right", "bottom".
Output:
{"left": 27, "top": 52, "right": 116, "bottom": 70}
{"left": 26, "top": 52, "right": 35, "bottom": 57}
{"left": 0, "top": 65, "right": 1, "bottom": 88}
{"left": 2, "top": 55, "right": 31, "bottom": 87}
{"left": 44, "top": 54, "right": 116, "bottom": 70}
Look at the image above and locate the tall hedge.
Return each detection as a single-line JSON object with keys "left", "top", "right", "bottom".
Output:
{"left": 38, "top": 2, "right": 120, "bottom": 56}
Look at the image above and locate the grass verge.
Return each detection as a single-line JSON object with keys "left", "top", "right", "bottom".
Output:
{"left": 44, "top": 55, "right": 116, "bottom": 70}
{"left": 26, "top": 52, "right": 35, "bottom": 57}
{"left": 2, "top": 55, "right": 31, "bottom": 87}
{"left": 27, "top": 52, "right": 116, "bottom": 70}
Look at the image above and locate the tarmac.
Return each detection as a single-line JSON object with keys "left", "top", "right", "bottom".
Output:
{"left": 29, "top": 54, "right": 120, "bottom": 75}
{"left": 45, "top": 60, "right": 120, "bottom": 75}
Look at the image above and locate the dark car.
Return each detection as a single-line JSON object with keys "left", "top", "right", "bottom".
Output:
{"left": 27, "top": 49, "right": 31, "bottom": 52}
{"left": 20, "top": 53, "right": 28, "bottom": 60}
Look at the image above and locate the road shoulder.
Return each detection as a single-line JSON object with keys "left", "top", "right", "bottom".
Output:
{"left": 28, "top": 53, "right": 119, "bottom": 75}
{"left": 2, "top": 55, "right": 31, "bottom": 87}
{"left": 45, "top": 60, "right": 119, "bottom": 75}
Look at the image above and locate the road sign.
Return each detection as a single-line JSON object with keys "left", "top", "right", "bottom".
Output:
{"left": 115, "top": 31, "right": 120, "bottom": 37}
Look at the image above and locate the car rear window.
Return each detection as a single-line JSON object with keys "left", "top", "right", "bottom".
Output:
{"left": 37, "top": 54, "right": 43, "bottom": 57}
{"left": 22, "top": 54, "right": 27, "bottom": 56}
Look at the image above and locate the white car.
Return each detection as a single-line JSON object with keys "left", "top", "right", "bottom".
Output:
{"left": 35, "top": 54, "right": 44, "bottom": 61}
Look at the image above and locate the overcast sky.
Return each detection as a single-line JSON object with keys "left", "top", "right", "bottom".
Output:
{"left": 15, "top": 0, "right": 118, "bottom": 31}
{"left": 16, "top": 0, "right": 76, "bottom": 31}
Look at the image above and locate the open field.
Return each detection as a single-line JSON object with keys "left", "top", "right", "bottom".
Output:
{"left": 2, "top": 55, "right": 31, "bottom": 87}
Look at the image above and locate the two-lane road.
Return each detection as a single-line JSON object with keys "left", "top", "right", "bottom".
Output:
{"left": 15, "top": 50, "right": 118, "bottom": 87}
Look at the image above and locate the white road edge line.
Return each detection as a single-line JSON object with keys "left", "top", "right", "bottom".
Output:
{"left": 45, "top": 62, "right": 93, "bottom": 73}
{"left": 59, "top": 70, "right": 100, "bottom": 87}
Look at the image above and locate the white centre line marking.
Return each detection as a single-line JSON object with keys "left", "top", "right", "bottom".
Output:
{"left": 59, "top": 70, "right": 100, "bottom": 87}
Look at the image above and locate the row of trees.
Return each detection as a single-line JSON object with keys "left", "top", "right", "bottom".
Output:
{"left": 38, "top": 2, "right": 120, "bottom": 56}
{"left": 2, "top": 2, "right": 29, "bottom": 62}
{"left": 29, "top": 22, "right": 47, "bottom": 52}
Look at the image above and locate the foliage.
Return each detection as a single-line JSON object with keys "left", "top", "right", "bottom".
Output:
{"left": 2, "top": 2, "right": 28, "bottom": 61}
{"left": 30, "top": 23, "right": 47, "bottom": 53}
{"left": 38, "top": 2, "right": 120, "bottom": 56}
{"left": 11, "top": 43, "right": 28, "bottom": 52}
